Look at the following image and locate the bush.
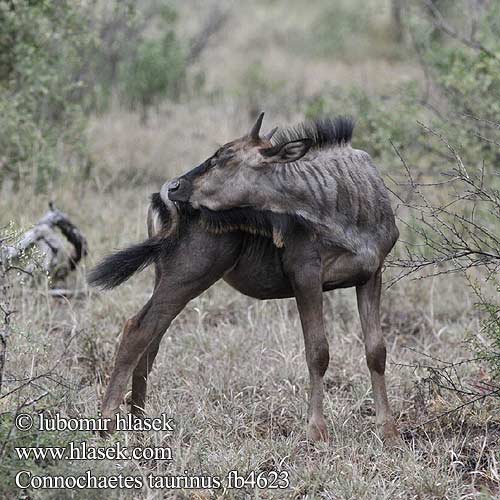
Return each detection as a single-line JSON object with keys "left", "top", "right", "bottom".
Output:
{"left": 304, "top": 83, "right": 423, "bottom": 165}
{"left": 118, "top": 7, "right": 186, "bottom": 122}
{"left": 472, "top": 282, "right": 500, "bottom": 379}
{"left": 407, "top": 1, "right": 500, "bottom": 378}
{"left": 0, "top": 0, "right": 93, "bottom": 191}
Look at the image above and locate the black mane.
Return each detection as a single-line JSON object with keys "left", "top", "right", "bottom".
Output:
{"left": 272, "top": 116, "right": 355, "bottom": 150}
{"left": 151, "top": 196, "right": 313, "bottom": 248}
{"left": 198, "top": 205, "right": 312, "bottom": 247}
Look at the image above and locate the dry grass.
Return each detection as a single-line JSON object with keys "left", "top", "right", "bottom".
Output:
{"left": 2, "top": 138, "right": 499, "bottom": 497}
{"left": 1, "top": 217, "right": 499, "bottom": 498}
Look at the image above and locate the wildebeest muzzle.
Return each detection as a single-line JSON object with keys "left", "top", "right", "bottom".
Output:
{"left": 167, "top": 177, "right": 192, "bottom": 203}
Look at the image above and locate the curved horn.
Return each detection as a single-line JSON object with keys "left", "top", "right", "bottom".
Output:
{"left": 264, "top": 126, "right": 278, "bottom": 141}
{"left": 249, "top": 112, "right": 265, "bottom": 140}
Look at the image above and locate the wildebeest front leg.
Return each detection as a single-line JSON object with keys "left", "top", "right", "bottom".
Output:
{"left": 356, "top": 269, "right": 399, "bottom": 442}
{"left": 287, "top": 258, "right": 330, "bottom": 442}
{"left": 296, "top": 272, "right": 329, "bottom": 442}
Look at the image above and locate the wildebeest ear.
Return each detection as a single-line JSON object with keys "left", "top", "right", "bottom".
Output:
{"left": 259, "top": 138, "right": 313, "bottom": 163}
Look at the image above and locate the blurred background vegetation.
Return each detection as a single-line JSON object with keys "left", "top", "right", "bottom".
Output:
{"left": 1, "top": 0, "right": 498, "bottom": 186}
{"left": 1, "top": 0, "right": 499, "bottom": 496}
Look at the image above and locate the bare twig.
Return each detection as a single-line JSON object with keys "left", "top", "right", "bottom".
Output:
{"left": 408, "top": 387, "right": 500, "bottom": 431}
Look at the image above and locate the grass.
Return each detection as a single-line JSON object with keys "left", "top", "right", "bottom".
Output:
{"left": 1, "top": 179, "right": 499, "bottom": 498}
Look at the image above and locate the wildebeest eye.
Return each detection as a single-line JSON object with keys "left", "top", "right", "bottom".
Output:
{"left": 212, "top": 149, "right": 235, "bottom": 167}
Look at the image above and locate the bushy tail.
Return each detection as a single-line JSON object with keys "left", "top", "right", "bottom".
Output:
{"left": 88, "top": 238, "right": 166, "bottom": 290}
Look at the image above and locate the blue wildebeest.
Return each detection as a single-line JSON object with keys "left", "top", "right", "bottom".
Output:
{"left": 90, "top": 114, "right": 400, "bottom": 442}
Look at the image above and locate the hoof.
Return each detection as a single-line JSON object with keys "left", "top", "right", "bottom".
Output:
{"left": 307, "top": 417, "right": 329, "bottom": 443}
{"left": 99, "top": 428, "right": 112, "bottom": 439}
{"left": 99, "top": 410, "right": 117, "bottom": 438}
{"left": 131, "top": 404, "right": 146, "bottom": 418}
{"left": 381, "top": 421, "right": 402, "bottom": 446}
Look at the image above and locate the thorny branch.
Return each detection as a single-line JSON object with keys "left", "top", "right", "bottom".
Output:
{"left": 386, "top": 121, "right": 500, "bottom": 288}
{"left": 386, "top": 11, "right": 500, "bottom": 422}
{"left": 407, "top": 387, "right": 500, "bottom": 433}
{"left": 393, "top": 347, "right": 500, "bottom": 432}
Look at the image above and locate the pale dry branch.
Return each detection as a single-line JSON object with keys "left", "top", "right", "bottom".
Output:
{"left": 1, "top": 202, "right": 88, "bottom": 281}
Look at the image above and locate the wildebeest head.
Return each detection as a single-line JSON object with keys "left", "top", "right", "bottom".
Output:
{"left": 168, "top": 113, "right": 313, "bottom": 211}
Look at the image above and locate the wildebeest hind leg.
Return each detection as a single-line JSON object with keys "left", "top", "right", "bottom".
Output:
{"left": 100, "top": 292, "right": 188, "bottom": 436}
{"left": 129, "top": 264, "right": 163, "bottom": 417}
{"left": 100, "top": 235, "right": 236, "bottom": 436}
{"left": 356, "top": 268, "right": 399, "bottom": 443}
{"left": 129, "top": 333, "right": 163, "bottom": 417}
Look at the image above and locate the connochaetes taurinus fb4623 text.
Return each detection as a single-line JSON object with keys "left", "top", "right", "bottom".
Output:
{"left": 89, "top": 113, "right": 400, "bottom": 443}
